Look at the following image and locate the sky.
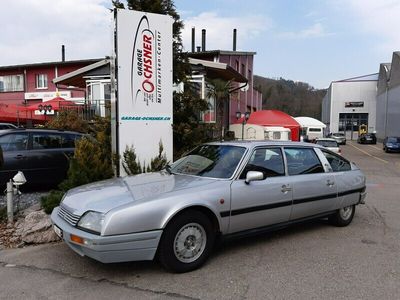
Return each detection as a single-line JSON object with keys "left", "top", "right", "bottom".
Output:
{"left": 1, "top": 0, "right": 399, "bottom": 89}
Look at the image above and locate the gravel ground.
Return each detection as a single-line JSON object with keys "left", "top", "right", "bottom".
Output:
{"left": 0, "top": 190, "right": 48, "bottom": 212}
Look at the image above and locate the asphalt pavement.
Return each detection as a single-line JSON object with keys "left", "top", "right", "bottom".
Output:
{"left": 0, "top": 140, "right": 399, "bottom": 300}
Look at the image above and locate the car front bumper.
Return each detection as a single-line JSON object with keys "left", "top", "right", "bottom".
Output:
{"left": 51, "top": 207, "right": 162, "bottom": 263}
{"left": 386, "top": 146, "right": 400, "bottom": 152}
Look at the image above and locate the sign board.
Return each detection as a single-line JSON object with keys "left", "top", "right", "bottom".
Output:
{"left": 25, "top": 91, "right": 71, "bottom": 101}
{"left": 345, "top": 101, "right": 364, "bottom": 108}
{"left": 34, "top": 110, "right": 55, "bottom": 115}
{"left": 115, "top": 9, "right": 173, "bottom": 176}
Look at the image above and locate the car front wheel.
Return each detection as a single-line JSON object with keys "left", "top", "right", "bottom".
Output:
{"left": 158, "top": 210, "right": 215, "bottom": 273}
{"left": 329, "top": 205, "right": 355, "bottom": 227}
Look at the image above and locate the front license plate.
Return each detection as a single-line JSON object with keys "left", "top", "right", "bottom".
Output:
{"left": 53, "top": 224, "right": 63, "bottom": 238}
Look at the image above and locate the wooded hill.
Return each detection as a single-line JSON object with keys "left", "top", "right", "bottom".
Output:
{"left": 253, "top": 75, "right": 326, "bottom": 119}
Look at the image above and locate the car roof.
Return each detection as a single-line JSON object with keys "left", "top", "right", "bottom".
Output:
{"left": 0, "top": 128, "right": 83, "bottom": 135}
{"left": 316, "top": 138, "right": 337, "bottom": 142}
{"left": 205, "top": 140, "right": 325, "bottom": 150}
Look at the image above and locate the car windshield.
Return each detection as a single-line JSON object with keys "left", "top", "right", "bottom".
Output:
{"left": 170, "top": 145, "right": 246, "bottom": 179}
{"left": 316, "top": 140, "right": 338, "bottom": 147}
{"left": 387, "top": 137, "right": 400, "bottom": 143}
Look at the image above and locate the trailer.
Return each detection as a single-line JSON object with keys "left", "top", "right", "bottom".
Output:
{"left": 229, "top": 124, "right": 291, "bottom": 141}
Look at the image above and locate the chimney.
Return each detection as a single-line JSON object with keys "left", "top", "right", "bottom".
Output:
{"left": 233, "top": 29, "right": 237, "bottom": 51}
{"left": 196, "top": 46, "right": 201, "bottom": 52}
{"left": 201, "top": 29, "right": 206, "bottom": 51}
{"left": 61, "top": 45, "right": 65, "bottom": 62}
{"left": 191, "top": 27, "right": 195, "bottom": 53}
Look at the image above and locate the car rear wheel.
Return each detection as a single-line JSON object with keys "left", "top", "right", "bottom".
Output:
{"left": 158, "top": 210, "right": 215, "bottom": 273}
{"left": 329, "top": 205, "right": 355, "bottom": 227}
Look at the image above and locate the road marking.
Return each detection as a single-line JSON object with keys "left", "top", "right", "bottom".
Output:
{"left": 368, "top": 144, "right": 381, "bottom": 151}
{"left": 348, "top": 142, "right": 389, "bottom": 164}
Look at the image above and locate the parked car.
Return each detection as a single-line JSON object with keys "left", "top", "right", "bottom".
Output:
{"left": 383, "top": 136, "right": 400, "bottom": 153}
{"left": 0, "top": 123, "right": 18, "bottom": 130}
{"left": 51, "top": 141, "right": 366, "bottom": 273}
{"left": 357, "top": 133, "right": 377, "bottom": 144}
{"left": 328, "top": 132, "right": 346, "bottom": 145}
{"left": 0, "top": 129, "right": 83, "bottom": 187}
{"left": 315, "top": 138, "right": 341, "bottom": 154}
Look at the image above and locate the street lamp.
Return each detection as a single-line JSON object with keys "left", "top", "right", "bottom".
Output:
{"left": 236, "top": 111, "right": 251, "bottom": 140}
{"left": 38, "top": 104, "right": 53, "bottom": 120}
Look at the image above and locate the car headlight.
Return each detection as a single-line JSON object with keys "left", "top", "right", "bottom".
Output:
{"left": 77, "top": 211, "right": 104, "bottom": 234}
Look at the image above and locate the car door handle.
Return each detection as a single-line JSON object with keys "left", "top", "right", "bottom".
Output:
{"left": 326, "top": 180, "right": 335, "bottom": 187}
{"left": 281, "top": 185, "right": 292, "bottom": 193}
{"left": 14, "top": 154, "right": 25, "bottom": 159}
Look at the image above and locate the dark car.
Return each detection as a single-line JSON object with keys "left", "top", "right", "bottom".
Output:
{"left": 0, "top": 123, "right": 18, "bottom": 130}
{"left": 357, "top": 133, "right": 377, "bottom": 144}
{"left": 0, "top": 129, "right": 83, "bottom": 187}
{"left": 383, "top": 136, "right": 400, "bottom": 153}
{"left": 328, "top": 132, "right": 346, "bottom": 145}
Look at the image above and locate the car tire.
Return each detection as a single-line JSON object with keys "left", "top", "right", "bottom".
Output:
{"left": 329, "top": 205, "right": 355, "bottom": 227}
{"left": 158, "top": 210, "right": 215, "bottom": 273}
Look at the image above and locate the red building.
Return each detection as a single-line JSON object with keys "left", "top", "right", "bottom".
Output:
{"left": 0, "top": 58, "right": 102, "bottom": 123}
{"left": 188, "top": 50, "right": 263, "bottom": 125}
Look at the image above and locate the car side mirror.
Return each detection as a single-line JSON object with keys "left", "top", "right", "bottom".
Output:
{"left": 245, "top": 171, "right": 264, "bottom": 184}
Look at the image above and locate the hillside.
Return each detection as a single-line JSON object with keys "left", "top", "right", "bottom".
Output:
{"left": 253, "top": 75, "right": 326, "bottom": 119}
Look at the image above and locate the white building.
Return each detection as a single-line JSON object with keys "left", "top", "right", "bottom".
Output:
{"left": 322, "top": 73, "right": 378, "bottom": 140}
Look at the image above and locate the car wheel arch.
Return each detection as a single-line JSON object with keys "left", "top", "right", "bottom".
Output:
{"left": 162, "top": 205, "right": 221, "bottom": 234}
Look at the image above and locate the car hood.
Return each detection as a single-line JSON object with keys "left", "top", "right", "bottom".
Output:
{"left": 61, "top": 172, "right": 216, "bottom": 215}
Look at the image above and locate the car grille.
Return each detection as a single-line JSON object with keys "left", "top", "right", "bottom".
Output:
{"left": 58, "top": 204, "right": 81, "bottom": 227}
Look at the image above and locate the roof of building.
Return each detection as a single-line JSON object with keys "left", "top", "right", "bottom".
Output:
{"left": 333, "top": 73, "right": 379, "bottom": 83}
{"left": 189, "top": 58, "right": 247, "bottom": 83}
{"left": 53, "top": 59, "right": 110, "bottom": 87}
{"left": 294, "top": 116, "right": 326, "bottom": 128}
{"left": 236, "top": 110, "right": 300, "bottom": 128}
{"left": 188, "top": 50, "right": 257, "bottom": 57}
{"left": 53, "top": 57, "right": 247, "bottom": 88}
{"left": 0, "top": 58, "right": 103, "bottom": 71}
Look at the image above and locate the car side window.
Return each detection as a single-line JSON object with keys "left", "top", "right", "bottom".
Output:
{"left": 0, "top": 133, "right": 28, "bottom": 151}
{"left": 61, "top": 133, "right": 78, "bottom": 148}
{"left": 284, "top": 147, "right": 324, "bottom": 175}
{"left": 32, "top": 133, "right": 62, "bottom": 149}
{"left": 240, "top": 148, "right": 285, "bottom": 179}
{"left": 321, "top": 150, "right": 351, "bottom": 172}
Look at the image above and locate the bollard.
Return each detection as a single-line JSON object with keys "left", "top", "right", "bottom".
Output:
{"left": 7, "top": 180, "right": 13, "bottom": 224}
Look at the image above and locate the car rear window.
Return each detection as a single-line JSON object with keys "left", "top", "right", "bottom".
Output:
{"left": 316, "top": 140, "right": 338, "bottom": 147}
{"left": 32, "top": 133, "right": 62, "bottom": 149}
{"left": 0, "top": 133, "right": 28, "bottom": 151}
{"left": 321, "top": 150, "right": 351, "bottom": 172}
{"left": 284, "top": 148, "right": 324, "bottom": 175}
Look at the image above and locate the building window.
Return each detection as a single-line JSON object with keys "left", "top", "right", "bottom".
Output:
{"left": 36, "top": 74, "right": 48, "bottom": 89}
{"left": 0, "top": 75, "right": 24, "bottom": 92}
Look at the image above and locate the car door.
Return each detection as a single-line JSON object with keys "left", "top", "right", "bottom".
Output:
{"left": 284, "top": 147, "right": 338, "bottom": 220}
{"left": 317, "top": 149, "right": 361, "bottom": 209}
{"left": 0, "top": 132, "right": 30, "bottom": 186}
{"left": 28, "top": 132, "right": 67, "bottom": 185}
{"left": 229, "top": 147, "right": 292, "bottom": 233}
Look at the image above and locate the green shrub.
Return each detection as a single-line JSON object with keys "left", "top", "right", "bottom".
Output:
{"left": 122, "top": 145, "right": 142, "bottom": 175}
{"left": 149, "top": 141, "right": 169, "bottom": 172}
{"left": 46, "top": 110, "right": 88, "bottom": 133}
{"left": 41, "top": 190, "right": 66, "bottom": 214}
